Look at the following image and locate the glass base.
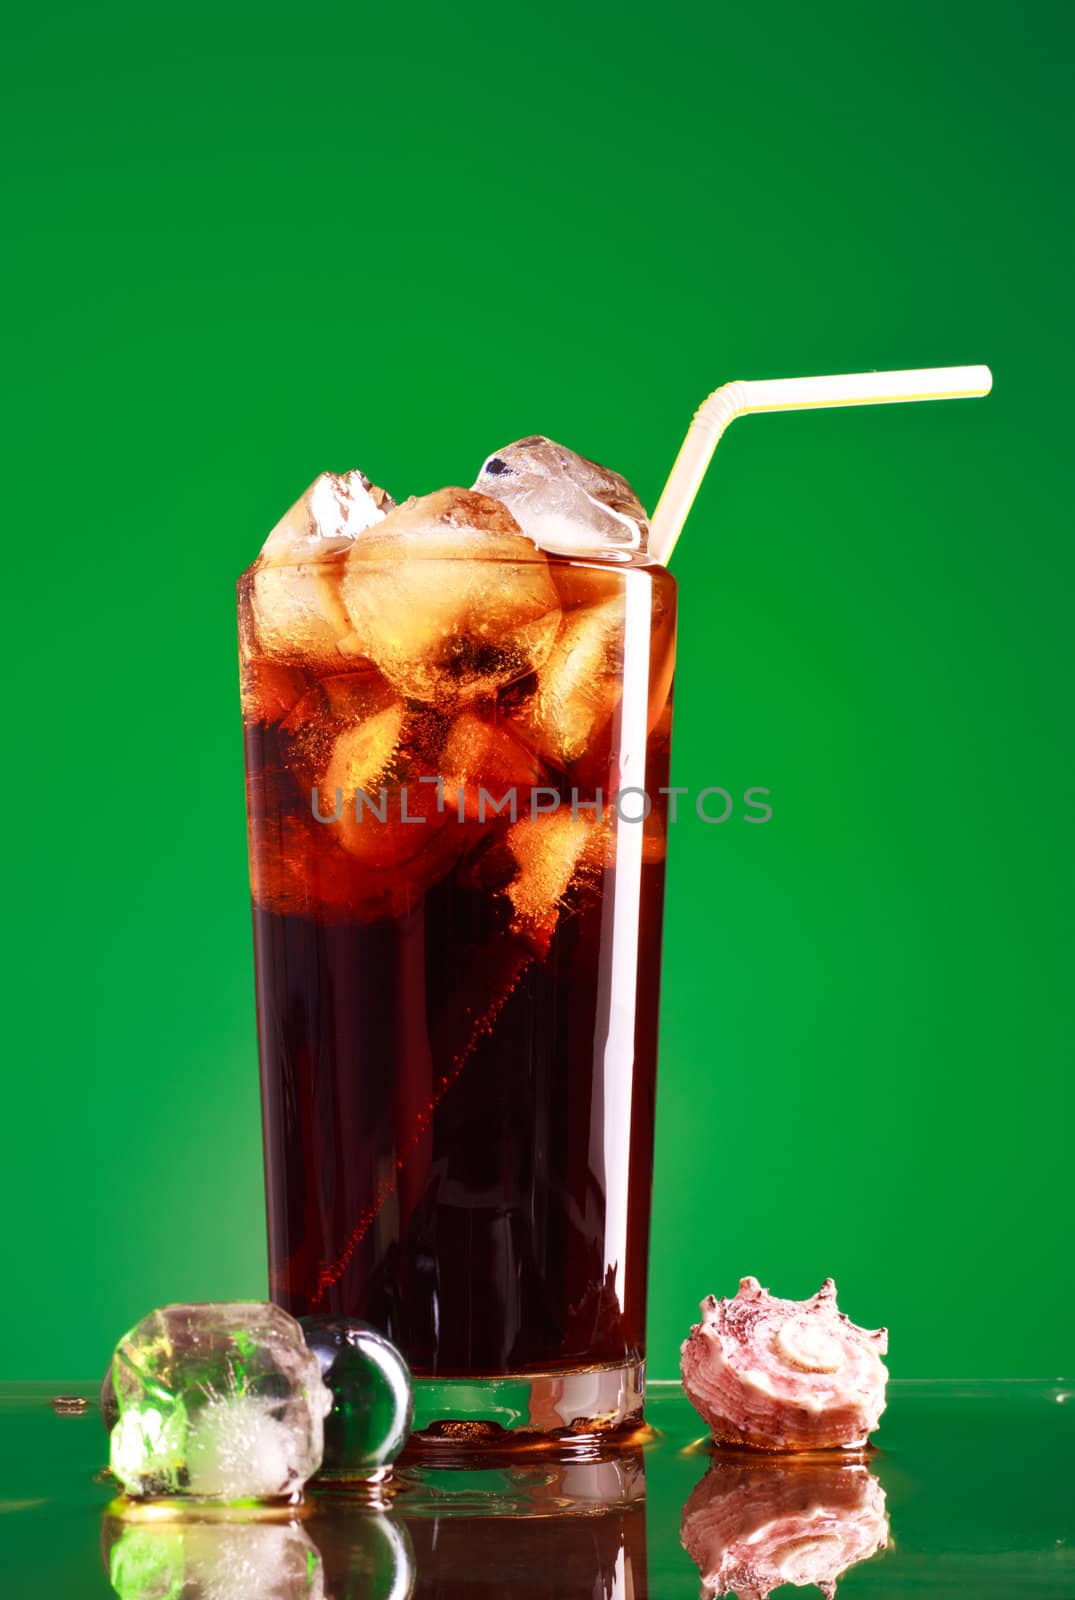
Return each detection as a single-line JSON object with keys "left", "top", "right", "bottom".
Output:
{"left": 405, "top": 1360, "right": 646, "bottom": 1459}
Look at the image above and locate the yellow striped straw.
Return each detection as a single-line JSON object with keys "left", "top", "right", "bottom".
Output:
{"left": 649, "top": 365, "right": 993, "bottom": 564}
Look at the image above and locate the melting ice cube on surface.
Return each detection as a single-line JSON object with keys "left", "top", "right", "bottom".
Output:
{"left": 108, "top": 1303, "right": 332, "bottom": 1501}
{"left": 475, "top": 436, "right": 649, "bottom": 557}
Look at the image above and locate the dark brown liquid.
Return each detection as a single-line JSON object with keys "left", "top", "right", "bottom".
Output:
{"left": 402, "top": 1501, "right": 648, "bottom": 1600}
{"left": 309, "top": 1452, "right": 648, "bottom": 1599}
{"left": 241, "top": 556, "right": 675, "bottom": 1378}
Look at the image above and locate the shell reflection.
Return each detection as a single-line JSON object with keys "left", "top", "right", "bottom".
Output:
{"left": 680, "top": 1455, "right": 888, "bottom": 1599}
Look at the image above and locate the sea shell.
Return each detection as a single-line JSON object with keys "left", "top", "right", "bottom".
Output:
{"left": 681, "top": 1455, "right": 889, "bottom": 1599}
{"left": 680, "top": 1277, "right": 888, "bottom": 1451}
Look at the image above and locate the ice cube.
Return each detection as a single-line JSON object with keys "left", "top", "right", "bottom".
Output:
{"left": 505, "top": 810, "right": 599, "bottom": 953}
{"left": 108, "top": 1303, "right": 332, "bottom": 1501}
{"left": 249, "top": 799, "right": 453, "bottom": 925}
{"left": 106, "top": 1519, "right": 325, "bottom": 1600}
{"left": 475, "top": 436, "right": 648, "bottom": 556}
{"left": 339, "top": 488, "right": 561, "bottom": 702}
{"left": 246, "top": 724, "right": 460, "bottom": 925}
{"left": 250, "top": 470, "right": 394, "bottom": 668}
{"left": 261, "top": 470, "right": 394, "bottom": 564}
{"left": 320, "top": 705, "right": 405, "bottom": 797}
{"left": 323, "top": 710, "right": 443, "bottom": 869}
{"left": 308, "top": 701, "right": 463, "bottom": 887}
{"left": 441, "top": 709, "right": 543, "bottom": 820}
{"left": 525, "top": 594, "right": 626, "bottom": 767}
{"left": 514, "top": 566, "right": 675, "bottom": 776}
{"left": 239, "top": 659, "right": 312, "bottom": 726}
{"left": 282, "top": 672, "right": 406, "bottom": 799}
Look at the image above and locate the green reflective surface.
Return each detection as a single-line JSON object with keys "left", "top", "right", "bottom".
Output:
{"left": 2, "top": 1380, "right": 1071, "bottom": 1597}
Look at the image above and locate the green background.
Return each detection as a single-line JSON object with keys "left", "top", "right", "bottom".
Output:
{"left": 2, "top": 0, "right": 1071, "bottom": 1381}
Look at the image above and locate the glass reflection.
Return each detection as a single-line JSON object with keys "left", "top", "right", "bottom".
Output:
{"left": 680, "top": 1454, "right": 888, "bottom": 1598}
{"left": 100, "top": 1450, "right": 647, "bottom": 1599}
{"left": 312, "top": 1450, "right": 647, "bottom": 1599}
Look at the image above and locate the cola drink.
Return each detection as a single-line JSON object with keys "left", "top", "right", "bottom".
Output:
{"left": 238, "top": 467, "right": 676, "bottom": 1442}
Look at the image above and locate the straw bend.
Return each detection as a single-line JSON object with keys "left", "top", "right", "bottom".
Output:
{"left": 649, "top": 364, "right": 993, "bottom": 563}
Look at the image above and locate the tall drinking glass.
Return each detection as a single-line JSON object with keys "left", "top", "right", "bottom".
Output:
{"left": 238, "top": 514, "right": 676, "bottom": 1447}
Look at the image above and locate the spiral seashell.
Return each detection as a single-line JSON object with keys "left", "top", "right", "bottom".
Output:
{"left": 680, "top": 1277, "right": 888, "bottom": 1451}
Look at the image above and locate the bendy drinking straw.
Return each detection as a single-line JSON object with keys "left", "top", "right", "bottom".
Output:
{"left": 650, "top": 365, "right": 993, "bottom": 563}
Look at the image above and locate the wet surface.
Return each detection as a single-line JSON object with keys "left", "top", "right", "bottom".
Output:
{"left": 2, "top": 1379, "right": 1072, "bottom": 1596}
